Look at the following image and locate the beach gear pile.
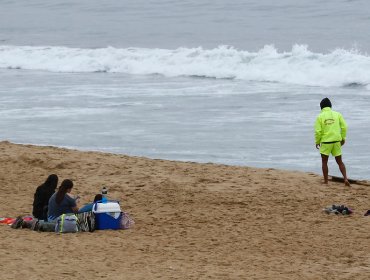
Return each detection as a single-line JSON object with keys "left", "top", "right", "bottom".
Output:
{"left": 323, "top": 204, "right": 353, "bottom": 215}
{"left": 88, "top": 200, "right": 134, "bottom": 230}
{"left": 55, "top": 213, "right": 80, "bottom": 233}
{"left": 6, "top": 200, "right": 134, "bottom": 233}
{"left": 0, "top": 217, "right": 16, "bottom": 225}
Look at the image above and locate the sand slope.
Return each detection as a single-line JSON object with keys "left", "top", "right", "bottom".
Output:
{"left": 0, "top": 141, "right": 369, "bottom": 279}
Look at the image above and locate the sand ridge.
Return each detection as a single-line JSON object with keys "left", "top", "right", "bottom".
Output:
{"left": 0, "top": 141, "right": 369, "bottom": 279}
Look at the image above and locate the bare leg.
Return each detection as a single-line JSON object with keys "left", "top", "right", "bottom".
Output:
{"left": 335, "top": 155, "right": 350, "bottom": 186}
{"left": 321, "top": 154, "right": 329, "bottom": 184}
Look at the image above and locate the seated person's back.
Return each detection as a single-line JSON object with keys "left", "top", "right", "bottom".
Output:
{"left": 47, "top": 179, "right": 78, "bottom": 221}
{"left": 32, "top": 174, "right": 58, "bottom": 220}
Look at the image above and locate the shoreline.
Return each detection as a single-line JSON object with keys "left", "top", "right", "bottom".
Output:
{"left": 1, "top": 141, "right": 369, "bottom": 279}
{"left": 5, "top": 140, "right": 369, "bottom": 182}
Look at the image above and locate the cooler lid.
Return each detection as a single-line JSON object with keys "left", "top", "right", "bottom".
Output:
{"left": 93, "top": 201, "right": 121, "bottom": 213}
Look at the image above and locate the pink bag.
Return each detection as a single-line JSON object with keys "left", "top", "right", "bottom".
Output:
{"left": 120, "top": 212, "right": 134, "bottom": 229}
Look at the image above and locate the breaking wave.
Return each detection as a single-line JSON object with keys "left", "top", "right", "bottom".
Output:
{"left": 1, "top": 44, "right": 369, "bottom": 88}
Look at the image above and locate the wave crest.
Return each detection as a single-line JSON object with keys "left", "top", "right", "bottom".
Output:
{"left": 0, "top": 44, "right": 369, "bottom": 87}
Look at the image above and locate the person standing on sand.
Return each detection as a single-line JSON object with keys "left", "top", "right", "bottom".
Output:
{"left": 315, "top": 97, "right": 350, "bottom": 186}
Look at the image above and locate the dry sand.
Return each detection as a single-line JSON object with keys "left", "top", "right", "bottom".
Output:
{"left": 0, "top": 141, "right": 369, "bottom": 279}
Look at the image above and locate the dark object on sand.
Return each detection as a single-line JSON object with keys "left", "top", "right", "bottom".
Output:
{"left": 324, "top": 205, "right": 353, "bottom": 215}
{"left": 364, "top": 210, "right": 370, "bottom": 216}
{"left": 330, "top": 175, "right": 370, "bottom": 186}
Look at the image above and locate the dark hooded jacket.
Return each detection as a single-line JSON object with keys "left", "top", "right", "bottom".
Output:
{"left": 32, "top": 174, "right": 58, "bottom": 220}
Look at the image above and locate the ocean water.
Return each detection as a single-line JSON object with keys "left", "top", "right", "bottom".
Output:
{"left": 0, "top": 0, "right": 369, "bottom": 179}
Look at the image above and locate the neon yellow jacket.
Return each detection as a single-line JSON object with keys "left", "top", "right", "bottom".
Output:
{"left": 315, "top": 107, "right": 347, "bottom": 144}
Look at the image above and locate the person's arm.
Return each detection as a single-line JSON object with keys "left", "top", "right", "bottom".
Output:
{"left": 339, "top": 113, "right": 347, "bottom": 145}
{"left": 314, "top": 116, "right": 322, "bottom": 149}
{"left": 67, "top": 194, "right": 79, "bottom": 213}
{"left": 72, "top": 206, "right": 79, "bottom": 213}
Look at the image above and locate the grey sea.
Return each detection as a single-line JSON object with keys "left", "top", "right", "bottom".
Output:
{"left": 0, "top": 0, "right": 370, "bottom": 179}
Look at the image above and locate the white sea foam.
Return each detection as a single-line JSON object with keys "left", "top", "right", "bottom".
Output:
{"left": 0, "top": 44, "right": 369, "bottom": 88}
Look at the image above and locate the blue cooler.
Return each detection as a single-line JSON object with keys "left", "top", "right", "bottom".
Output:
{"left": 93, "top": 201, "right": 122, "bottom": 230}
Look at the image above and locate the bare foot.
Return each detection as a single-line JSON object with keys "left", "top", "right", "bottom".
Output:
{"left": 344, "top": 180, "right": 351, "bottom": 187}
{"left": 322, "top": 180, "right": 329, "bottom": 185}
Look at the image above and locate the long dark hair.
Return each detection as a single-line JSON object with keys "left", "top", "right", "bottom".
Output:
{"left": 56, "top": 179, "right": 74, "bottom": 205}
{"left": 32, "top": 174, "right": 59, "bottom": 219}
{"left": 41, "top": 174, "right": 58, "bottom": 193}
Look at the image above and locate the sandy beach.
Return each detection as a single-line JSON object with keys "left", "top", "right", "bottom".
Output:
{"left": 0, "top": 141, "right": 369, "bottom": 279}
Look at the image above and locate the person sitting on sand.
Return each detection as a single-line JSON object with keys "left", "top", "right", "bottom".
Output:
{"left": 314, "top": 97, "right": 350, "bottom": 186}
{"left": 78, "top": 194, "right": 103, "bottom": 213}
{"left": 32, "top": 174, "right": 58, "bottom": 220}
{"left": 12, "top": 180, "right": 95, "bottom": 232}
{"left": 47, "top": 179, "right": 79, "bottom": 222}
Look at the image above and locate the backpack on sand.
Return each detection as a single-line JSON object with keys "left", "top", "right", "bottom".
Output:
{"left": 55, "top": 213, "right": 79, "bottom": 233}
{"left": 76, "top": 211, "right": 95, "bottom": 232}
